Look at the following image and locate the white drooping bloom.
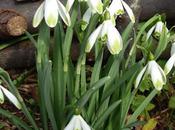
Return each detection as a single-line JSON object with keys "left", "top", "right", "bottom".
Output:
{"left": 135, "top": 60, "right": 166, "bottom": 91}
{"left": 33, "top": 0, "right": 71, "bottom": 28}
{"left": 64, "top": 115, "right": 91, "bottom": 130}
{"left": 85, "top": 20, "right": 123, "bottom": 55}
{"left": 108, "top": 0, "right": 135, "bottom": 23}
{"left": 66, "top": 0, "right": 103, "bottom": 14}
{"left": 164, "top": 42, "right": 175, "bottom": 75}
{"left": 0, "top": 85, "right": 21, "bottom": 109}
{"left": 146, "top": 21, "right": 169, "bottom": 40}
{"left": 87, "top": 0, "right": 103, "bottom": 14}
{"left": 81, "top": 8, "right": 92, "bottom": 31}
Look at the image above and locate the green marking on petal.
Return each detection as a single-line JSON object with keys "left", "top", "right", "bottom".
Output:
{"left": 153, "top": 32, "right": 161, "bottom": 39}
{"left": 0, "top": 99, "right": 4, "bottom": 104}
{"left": 80, "top": 21, "right": 88, "bottom": 31}
{"left": 164, "top": 66, "right": 169, "bottom": 75}
{"left": 85, "top": 42, "right": 91, "bottom": 52}
{"left": 46, "top": 14, "right": 57, "bottom": 27}
{"left": 131, "top": 16, "right": 135, "bottom": 23}
{"left": 100, "top": 34, "right": 107, "bottom": 42}
{"left": 116, "top": 9, "right": 124, "bottom": 15}
{"left": 96, "top": 3, "right": 103, "bottom": 14}
{"left": 110, "top": 40, "right": 122, "bottom": 54}
{"left": 154, "top": 80, "right": 163, "bottom": 90}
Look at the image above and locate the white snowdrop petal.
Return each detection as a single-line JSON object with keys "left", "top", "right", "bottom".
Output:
{"left": 164, "top": 54, "right": 175, "bottom": 75}
{"left": 79, "top": 115, "right": 91, "bottom": 130}
{"left": 99, "top": 20, "right": 109, "bottom": 39}
{"left": 86, "top": 24, "right": 103, "bottom": 52}
{"left": 0, "top": 86, "right": 21, "bottom": 109}
{"left": 81, "top": 8, "right": 92, "bottom": 30}
{"left": 57, "top": 0, "right": 71, "bottom": 26}
{"left": 121, "top": 0, "right": 135, "bottom": 23}
{"left": 0, "top": 86, "right": 4, "bottom": 104}
{"left": 64, "top": 116, "right": 76, "bottom": 130}
{"left": 66, "top": 0, "right": 75, "bottom": 11}
{"left": 45, "top": 0, "right": 58, "bottom": 27}
{"left": 154, "top": 21, "right": 163, "bottom": 35}
{"left": 108, "top": 0, "right": 124, "bottom": 16}
{"left": 146, "top": 25, "right": 156, "bottom": 40}
{"left": 33, "top": 2, "right": 44, "bottom": 28}
{"left": 87, "top": 0, "right": 103, "bottom": 14}
{"left": 74, "top": 118, "right": 81, "bottom": 130}
{"left": 150, "top": 61, "right": 165, "bottom": 91}
{"left": 107, "top": 23, "right": 123, "bottom": 55}
{"left": 171, "top": 42, "right": 175, "bottom": 56}
{"left": 135, "top": 66, "right": 147, "bottom": 88}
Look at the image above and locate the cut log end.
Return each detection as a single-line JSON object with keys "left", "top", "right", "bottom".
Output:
{"left": 0, "top": 9, "right": 28, "bottom": 39}
{"left": 7, "top": 16, "right": 27, "bottom": 36}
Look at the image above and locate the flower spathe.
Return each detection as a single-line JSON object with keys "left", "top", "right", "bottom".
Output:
{"left": 86, "top": 20, "right": 123, "bottom": 55}
{"left": 135, "top": 60, "right": 166, "bottom": 91}
{"left": 33, "top": 0, "right": 71, "bottom": 28}
{"left": 108, "top": 0, "right": 135, "bottom": 23}
{"left": 164, "top": 42, "right": 175, "bottom": 75}
{"left": 0, "top": 85, "right": 21, "bottom": 109}
{"left": 64, "top": 115, "right": 91, "bottom": 130}
{"left": 146, "top": 21, "right": 168, "bottom": 40}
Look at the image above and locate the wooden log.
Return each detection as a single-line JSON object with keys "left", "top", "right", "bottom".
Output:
{"left": 15, "top": 0, "right": 40, "bottom": 2}
{"left": 0, "top": 9, "right": 27, "bottom": 39}
{"left": 0, "top": 0, "right": 43, "bottom": 34}
{"left": 0, "top": 41, "right": 35, "bottom": 69}
{"left": 140, "top": 0, "right": 175, "bottom": 21}
{"left": 0, "top": 0, "right": 174, "bottom": 35}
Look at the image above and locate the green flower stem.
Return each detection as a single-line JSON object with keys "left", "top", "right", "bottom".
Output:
{"left": 63, "top": 1, "right": 78, "bottom": 72}
{"left": 74, "top": 14, "right": 100, "bottom": 98}
{"left": 125, "top": 15, "right": 160, "bottom": 68}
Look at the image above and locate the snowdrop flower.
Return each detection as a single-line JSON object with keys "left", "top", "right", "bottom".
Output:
{"left": 66, "top": 0, "right": 103, "bottom": 14}
{"left": 33, "top": 0, "right": 71, "bottom": 28}
{"left": 85, "top": 20, "right": 123, "bottom": 55}
{"left": 135, "top": 60, "right": 166, "bottom": 91}
{"left": 87, "top": 0, "right": 103, "bottom": 14}
{"left": 164, "top": 42, "right": 175, "bottom": 75}
{"left": 0, "top": 85, "right": 21, "bottom": 109}
{"left": 64, "top": 115, "right": 91, "bottom": 130}
{"left": 146, "top": 21, "right": 168, "bottom": 40}
{"left": 108, "top": 0, "right": 135, "bottom": 23}
{"left": 81, "top": 8, "right": 92, "bottom": 31}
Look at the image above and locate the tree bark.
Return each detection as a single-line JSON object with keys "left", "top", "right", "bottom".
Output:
{"left": 0, "top": 40, "right": 35, "bottom": 69}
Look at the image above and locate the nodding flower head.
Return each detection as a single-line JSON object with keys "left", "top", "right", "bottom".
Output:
{"left": 108, "top": 0, "right": 135, "bottom": 23}
{"left": 86, "top": 20, "right": 123, "bottom": 55}
{"left": 0, "top": 85, "right": 21, "bottom": 109}
{"left": 164, "top": 42, "right": 175, "bottom": 75}
{"left": 64, "top": 115, "right": 91, "bottom": 130}
{"left": 135, "top": 60, "right": 166, "bottom": 91}
{"left": 33, "top": 0, "right": 71, "bottom": 28}
{"left": 146, "top": 21, "right": 169, "bottom": 40}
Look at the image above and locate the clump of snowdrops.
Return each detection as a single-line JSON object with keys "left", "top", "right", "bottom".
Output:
{"left": 0, "top": 0, "right": 174, "bottom": 130}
